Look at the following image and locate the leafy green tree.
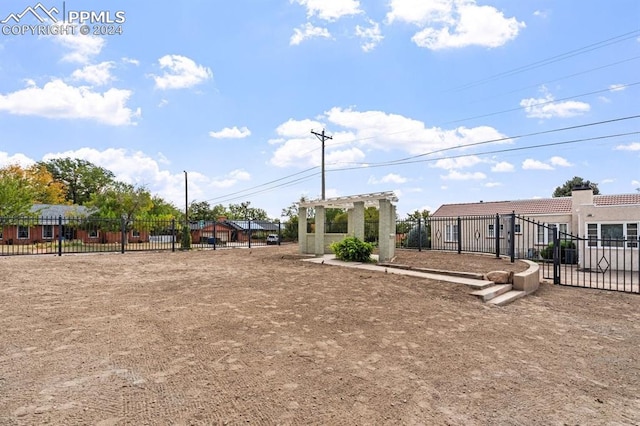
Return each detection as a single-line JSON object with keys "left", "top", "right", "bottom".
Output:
{"left": 39, "top": 158, "right": 115, "bottom": 205}
{"left": 147, "top": 196, "right": 181, "bottom": 220}
{"left": 553, "top": 176, "right": 600, "bottom": 197}
{"left": 0, "top": 170, "right": 36, "bottom": 217}
{"left": 228, "top": 201, "right": 268, "bottom": 220}
{"left": 189, "top": 201, "right": 228, "bottom": 221}
{"left": 88, "top": 182, "right": 153, "bottom": 228}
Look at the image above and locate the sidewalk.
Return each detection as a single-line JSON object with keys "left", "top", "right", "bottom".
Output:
{"left": 302, "top": 254, "right": 493, "bottom": 290}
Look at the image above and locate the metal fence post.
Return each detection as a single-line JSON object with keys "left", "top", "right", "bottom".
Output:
{"left": 171, "top": 219, "right": 176, "bottom": 252}
{"left": 509, "top": 212, "right": 515, "bottom": 263}
{"left": 248, "top": 219, "right": 252, "bottom": 249}
{"left": 278, "top": 221, "right": 282, "bottom": 246}
{"left": 495, "top": 213, "right": 500, "bottom": 258}
{"left": 121, "top": 217, "right": 126, "bottom": 254}
{"left": 213, "top": 222, "right": 217, "bottom": 250}
{"left": 58, "top": 215, "right": 63, "bottom": 257}
{"left": 553, "top": 225, "right": 560, "bottom": 285}
{"left": 457, "top": 217, "right": 462, "bottom": 254}
{"left": 417, "top": 218, "right": 422, "bottom": 252}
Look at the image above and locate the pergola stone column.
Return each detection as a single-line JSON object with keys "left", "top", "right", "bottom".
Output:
{"left": 298, "top": 206, "right": 307, "bottom": 254}
{"left": 297, "top": 191, "right": 398, "bottom": 261}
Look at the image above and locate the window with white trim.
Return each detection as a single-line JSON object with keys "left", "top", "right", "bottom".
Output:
{"left": 0, "top": 228, "right": 3, "bottom": 240}
{"left": 586, "top": 223, "right": 639, "bottom": 248}
{"left": 514, "top": 223, "right": 522, "bottom": 234}
{"left": 89, "top": 229, "right": 99, "bottom": 238}
{"left": 42, "top": 225, "right": 53, "bottom": 239}
{"left": 18, "top": 225, "right": 29, "bottom": 239}
{"left": 131, "top": 229, "right": 140, "bottom": 238}
{"left": 445, "top": 224, "right": 458, "bottom": 242}
{"left": 536, "top": 223, "right": 568, "bottom": 245}
{"left": 487, "top": 223, "right": 504, "bottom": 238}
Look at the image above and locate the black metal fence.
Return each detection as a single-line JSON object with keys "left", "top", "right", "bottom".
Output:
{"left": 0, "top": 216, "right": 282, "bottom": 256}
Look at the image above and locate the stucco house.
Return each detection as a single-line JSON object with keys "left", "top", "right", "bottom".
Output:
{"left": 431, "top": 186, "right": 640, "bottom": 271}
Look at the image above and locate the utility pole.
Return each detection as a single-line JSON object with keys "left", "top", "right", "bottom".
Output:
{"left": 184, "top": 171, "right": 188, "bottom": 227}
{"left": 311, "top": 129, "right": 332, "bottom": 200}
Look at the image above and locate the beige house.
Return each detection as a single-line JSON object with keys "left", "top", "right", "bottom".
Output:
{"left": 431, "top": 187, "right": 640, "bottom": 272}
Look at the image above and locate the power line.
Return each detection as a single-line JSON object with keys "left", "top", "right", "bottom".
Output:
{"left": 205, "top": 116, "right": 640, "bottom": 203}
{"left": 445, "top": 29, "right": 640, "bottom": 93}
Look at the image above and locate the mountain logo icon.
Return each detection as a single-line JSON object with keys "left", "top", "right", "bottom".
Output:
{"left": 1, "top": 3, "right": 60, "bottom": 24}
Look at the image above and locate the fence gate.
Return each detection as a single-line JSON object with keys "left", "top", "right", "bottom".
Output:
{"left": 508, "top": 215, "right": 639, "bottom": 294}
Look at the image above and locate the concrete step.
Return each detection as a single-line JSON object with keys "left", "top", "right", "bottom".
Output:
{"left": 488, "top": 290, "right": 527, "bottom": 306}
{"left": 470, "top": 284, "right": 512, "bottom": 302}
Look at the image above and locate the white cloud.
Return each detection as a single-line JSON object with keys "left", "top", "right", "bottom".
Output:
{"left": 269, "top": 108, "right": 511, "bottom": 168}
{"left": 522, "top": 159, "right": 553, "bottom": 170}
{"left": 368, "top": 173, "right": 408, "bottom": 184}
{"left": 600, "top": 178, "right": 615, "bottom": 184}
{"left": 0, "top": 79, "right": 140, "bottom": 126}
{"left": 209, "top": 126, "right": 252, "bottom": 139}
{"left": 122, "top": 57, "right": 140, "bottom": 66}
{"left": 491, "top": 161, "right": 514, "bottom": 172}
{"left": 485, "top": 182, "right": 502, "bottom": 188}
{"left": 292, "top": 0, "right": 362, "bottom": 21}
{"left": 325, "top": 147, "right": 366, "bottom": 168}
{"left": 290, "top": 23, "right": 331, "bottom": 45}
{"left": 441, "top": 170, "right": 486, "bottom": 181}
{"left": 41, "top": 148, "right": 251, "bottom": 206}
{"left": 615, "top": 142, "right": 640, "bottom": 151}
{"left": 151, "top": 55, "right": 212, "bottom": 90}
{"left": 533, "top": 10, "right": 549, "bottom": 18}
{"left": 549, "top": 156, "right": 572, "bottom": 167}
{"left": 50, "top": 29, "right": 105, "bottom": 63}
{"left": 632, "top": 180, "right": 640, "bottom": 187}
{"left": 609, "top": 84, "right": 626, "bottom": 92}
{"left": 432, "top": 156, "right": 483, "bottom": 170}
{"left": 0, "top": 152, "right": 35, "bottom": 168}
{"left": 387, "top": 0, "right": 525, "bottom": 50}
{"left": 71, "top": 61, "right": 115, "bottom": 86}
{"left": 158, "top": 99, "right": 169, "bottom": 108}
{"left": 520, "top": 87, "right": 590, "bottom": 119}
{"left": 355, "top": 20, "right": 384, "bottom": 52}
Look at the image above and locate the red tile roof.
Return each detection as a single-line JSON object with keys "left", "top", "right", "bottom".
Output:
{"left": 594, "top": 194, "right": 640, "bottom": 206}
{"left": 432, "top": 193, "right": 640, "bottom": 217}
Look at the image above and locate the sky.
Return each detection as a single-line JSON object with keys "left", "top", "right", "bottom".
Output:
{"left": 0, "top": 0, "right": 639, "bottom": 219}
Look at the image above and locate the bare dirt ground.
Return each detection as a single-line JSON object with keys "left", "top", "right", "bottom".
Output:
{"left": 391, "top": 250, "right": 530, "bottom": 275}
{"left": 1, "top": 245, "right": 639, "bottom": 425}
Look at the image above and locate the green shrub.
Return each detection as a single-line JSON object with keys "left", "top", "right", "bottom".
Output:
{"left": 330, "top": 236, "right": 374, "bottom": 263}
{"left": 540, "top": 240, "right": 576, "bottom": 263}
{"left": 180, "top": 225, "right": 191, "bottom": 250}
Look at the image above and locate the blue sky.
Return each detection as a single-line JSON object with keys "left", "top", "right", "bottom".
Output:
{"left": 1, "top": 0, "right": 639, "bottom": 219}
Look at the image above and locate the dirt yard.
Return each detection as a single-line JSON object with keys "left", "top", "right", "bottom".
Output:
{"left": 1, "top": 246, "right": 639, "bottom": 425}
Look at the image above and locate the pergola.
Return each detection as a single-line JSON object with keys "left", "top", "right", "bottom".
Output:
{"left": 298, "top": 191, "right": 398, "bottom": 262}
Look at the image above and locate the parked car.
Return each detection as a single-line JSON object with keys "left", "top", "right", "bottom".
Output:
{"left": 266, "top": 234, "right": 280, "bottom": 245}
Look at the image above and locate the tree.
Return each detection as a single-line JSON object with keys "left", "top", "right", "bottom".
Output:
{"left": 88, "top": 182, "right": 153, "bottom": 228}
{"left": 0, "top": 169, "right": 36, "bottom": 217}
{"left": 227, "top": 201, "right": 268, "bottom": 220}
{"left": 553, "top": 176, "right": 600, "bottom": 197}
{"left": 0, "top": 164, "right": 67, "bottom": 205}
{"left": 188, "top": 201, "right": 228, "bottom": 221}
{"left": 39, "top": 158, "right": 115, "bottom": 205}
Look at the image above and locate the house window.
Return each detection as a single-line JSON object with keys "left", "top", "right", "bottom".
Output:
{"left": 42, "top": 225, "right": 54, "bottom": 240}
{"left": 487, "top": 224, "right": 504, "bottom": 238}
{"left": 131, "top": 229, "right": 140, "bottom": 238}
{"left": 601, "top": 224, "right": 624, "bottom": 247}
{"left": 587, "top": 224, "right": 598, "bottom": 247}
{"left": 537, "top": 223, "right": 567, "bottom": 245}
{"left": 0, "top": 228, "right": 3, "bottom": 240}
{"left": 628, "top": 223, "right": 638, "bottom": 248}
{"left": 514, "top": 223, "right": 522, "bottom": 234}
{"left": 18, "top": 225, "right": 29, "bottom": 239}
{"left": 89, "top": 229, "right": 99, "bottom": 239}
{"left": 587, "top": 223, "right": 638, "bottom": 248}
{"left": 445, "top": 224, "right": 458, "bottom": 242}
